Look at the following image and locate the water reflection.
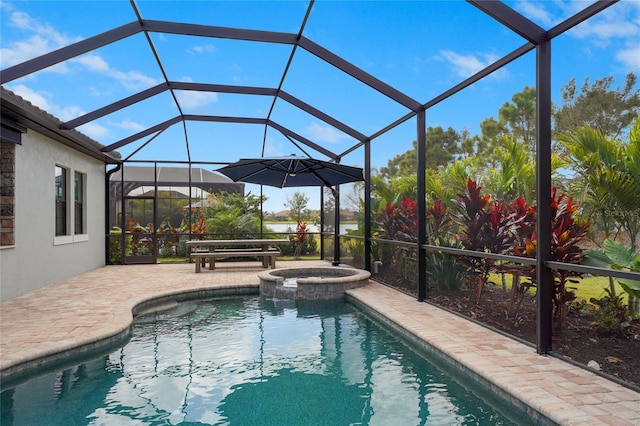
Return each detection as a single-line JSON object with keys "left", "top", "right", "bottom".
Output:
{"left": 1, "top": 297, "right": 529, "bottom": 425}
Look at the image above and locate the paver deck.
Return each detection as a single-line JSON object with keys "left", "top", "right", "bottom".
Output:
{"left": 1, "top": 261, "right": 639, "bottom": 425}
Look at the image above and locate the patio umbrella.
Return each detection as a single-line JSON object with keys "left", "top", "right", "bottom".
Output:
{"left": 215, "top": 156, "right": 364, "bottom": 188}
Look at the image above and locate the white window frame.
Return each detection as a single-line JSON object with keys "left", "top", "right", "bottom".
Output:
{"left": 54, "top": 165, "right": 88, "bottom": 245}
{"left": 74, "top": 171, "right": 88, "bottom": 241}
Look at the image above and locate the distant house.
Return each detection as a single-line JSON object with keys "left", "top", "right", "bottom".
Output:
{"left": 108, "top": 165, "right": 243, "bottom": 230}
{"left": 272, "top": 210, "right": 290, "bottom": 221}
{"left": 340, "top": 209, "right": 356, "bottom": 221}
{"left": 0, "top": 88, "right": 119, "bottom": 302}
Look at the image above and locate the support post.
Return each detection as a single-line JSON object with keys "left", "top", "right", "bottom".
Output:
{"left": 416, "top": 110, "right": 427, "bottom": 301}
{"left": 320, "top": 188, "right": 325, "bottom": 260}
{"left": 364, "top": 140, "right": 372, "bottom": 272}
{"left": 536, "top": 36, "right": 553, "bottom": 354}
{"left": 332, "top": 186, "right": 340, "bottom": 266}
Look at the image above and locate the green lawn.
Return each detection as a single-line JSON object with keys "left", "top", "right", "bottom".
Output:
{"left": 491, "top": 273, "right": 628, "bottom": 304}
{"left": 156, "top": 257, "right": 626, "bottom": 304}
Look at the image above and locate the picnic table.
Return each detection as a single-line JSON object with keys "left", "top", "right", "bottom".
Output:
{"left": 185, "top": 239, "right": 289, "bottom": 272}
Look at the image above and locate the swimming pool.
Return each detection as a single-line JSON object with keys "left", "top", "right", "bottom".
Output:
{"left": 1, "top": 297, "right": 534, "bottom": 425}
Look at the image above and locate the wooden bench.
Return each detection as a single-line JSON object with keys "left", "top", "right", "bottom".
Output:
{"left": 190, "top": 250, "right": 278, "bottom": 273}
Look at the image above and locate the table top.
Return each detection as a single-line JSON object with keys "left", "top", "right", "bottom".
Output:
{"left": 186, "top": 239, "right": 288, "bottom": 247}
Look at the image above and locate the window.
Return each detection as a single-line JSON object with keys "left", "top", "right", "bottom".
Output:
{"left": 74, "top": 172, "right": 85, "bottom": 234}
{"left": 55, "top": 166, "right": 67, "bottom": 236}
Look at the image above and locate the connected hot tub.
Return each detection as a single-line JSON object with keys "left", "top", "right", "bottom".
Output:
{"left": 258, "top": 266, "right": 371, "bottom": 301}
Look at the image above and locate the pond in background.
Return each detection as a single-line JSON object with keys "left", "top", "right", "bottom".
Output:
{"left": 265, "top": 223, "right": 356, "bottom": 234}
{"left": 1, "top": 297, "right": 534, "bottom": 425}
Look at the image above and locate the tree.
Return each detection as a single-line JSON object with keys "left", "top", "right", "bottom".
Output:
{"left": 286, "top": 191, "right": 310, "bottom": 225}
{"left": 554, "top": 73, "right": 640, "bottom": 141}
{"left": 379, "top": 126, "right": 461, "bottom": 179}
{"left": 463, "top": 118, "right": 505, "bottom": 167}
{"left": 498, "top": 86, "right": 537, "bottom": 152}
{"left": 558, "top": 121, "right": 640, "bottom": 250}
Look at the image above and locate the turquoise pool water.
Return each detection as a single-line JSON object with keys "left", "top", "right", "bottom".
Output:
{"left": 1, "top": 297, "right": 534, "bottom": 425}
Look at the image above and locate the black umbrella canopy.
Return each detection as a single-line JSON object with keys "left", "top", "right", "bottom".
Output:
{"left": 216, "top": 156, "right": 364, "bottom": 188}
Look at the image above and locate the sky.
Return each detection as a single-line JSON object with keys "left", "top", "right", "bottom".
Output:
{"left": 1, "top": 0, "right": 639, "bottom": 213}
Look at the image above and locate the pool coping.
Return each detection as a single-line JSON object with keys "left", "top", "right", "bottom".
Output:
{"left": 0, "top": 285, "right": 259, "bottom": 384}
{"left": 345, "top": 284, "right": 640, "bottom": 426}
{"left": 1, "top": 263, "right": 639, "bottom": 425}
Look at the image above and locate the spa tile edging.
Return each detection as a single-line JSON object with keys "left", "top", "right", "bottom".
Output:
{"left": 258, "top": 266, "right": 370, "bottom": 300}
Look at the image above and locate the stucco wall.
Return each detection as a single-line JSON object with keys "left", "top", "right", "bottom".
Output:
{"left": 0, "top": 129, "right": 105, "bottom": 301}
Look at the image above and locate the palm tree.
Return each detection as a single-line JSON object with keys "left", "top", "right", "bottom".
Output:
{"left": 558, "top": 120, "right": 640, "bottom": 249}
{"left": 559, "top": 120, "right": 640, "bottom": 314}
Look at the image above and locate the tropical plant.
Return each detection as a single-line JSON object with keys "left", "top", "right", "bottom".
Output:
{"left": 511, "top": 188, "right": 591, "bottom": 329}
{"left": 424, "top": 199, "right": 467, "bottom": 292}
{"left": 292, "top": 222, "right": 310, "bottom": 259}
{"left": 375, "top": 197, "right": 417, "bottom": 268}
{"left": 126, "top": 219, "right": 153, "bottom": 256}
{"left": 558, "top": 120, "right": 640, "bottom": 249}
{"left": 453, "top": 179, "right": 518, "bottom": 303}
{"left": 589, "top": 287, "right": 635, "bottom": 337}
{"left": 157, "top": 217, "right": 180, "bottom": 256}
{"left": 584, "top": 238, "right": 640, "bottom": 315}
{"left": 344, "top": 236, "right": 365, "bottom": 264}
{"left": 108, "top": 227, "right": 128, "bottom": 264}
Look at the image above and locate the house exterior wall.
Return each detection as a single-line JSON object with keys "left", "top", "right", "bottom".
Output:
{"left": 0, "top": 128, "right": 106, "bottom": 302}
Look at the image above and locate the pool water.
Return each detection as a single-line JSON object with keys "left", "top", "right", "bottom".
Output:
{"left": 1, "top": 297, "right": 534, "bottom": 425}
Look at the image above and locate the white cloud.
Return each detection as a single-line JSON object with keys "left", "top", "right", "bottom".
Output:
{"left": 9, "top": 83, "right": 110, "bottom": 140}
{"left": 571, "top": 19, "right": 638, "bottom": 41}
{"left": 72, "top": 54, "right": 110, "bottom": 72}
{"left": 0, "top": 35, "right": 67, "bottom": 71}
{"left": 7, "top": 10, "right": 77, "bottom": 46}
{"left": 115, "top": 120, "right": 147, "bottom": 133}
{"left": 616, "top": 45, "right": 640, "bottom": 71}
{"left": 302, "top": 122, "right": 345, "bottom": 144}
{"left": 564, "top": 1, "right": 640, "bottom": 69}
{"left": 0, "top": 8, "right": 79, "bottom": 69}
{"left": 78, "top": 122, "right": 109, "bottom": 139}
{"left": 263, "top": 140, "right": 286, "bottom": 157}
{"left": 56, "top": 104, "right": 87, "bottom": 122}
{"left": 71, "top": 54, "right": 159, "bottom": 91}
{"left": 438, "top": 50, "right": 504, "bottom": 80}
{"left": 175, "top": 90, "right": 219, "bottom": 109}
{"left": 10, "top": 84, "right": 52, "bottom": 111}
{"left": 188, "top": 44, "right": 217, "bottom": 55}
{"left": 515, "top": 0, "right": 555, "bottom": 27}
{"left": 568, "top": 1, "right": 639, "bottom": 41}
{"left": 2, "top": 5, "right": 158, "bottom": 92}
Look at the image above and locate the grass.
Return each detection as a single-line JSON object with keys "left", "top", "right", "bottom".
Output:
{"left": 573, "top": 275, "right": 622, "bottom": 302}
{"left": 157, "top": 255, "right": 322, "bottom": 263}
{"left": 492, "top": 273, "right": 629, "bottom": 304}
{"left": 156, "top": 257, "right": 629, "bottom": 304}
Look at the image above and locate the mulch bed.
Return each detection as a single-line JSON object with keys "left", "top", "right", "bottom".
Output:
{"left": 425, "top": 286, "right": 640, "bottom": 389}
{"left": 428, "top": 288, "right": 640, "bottom": 387}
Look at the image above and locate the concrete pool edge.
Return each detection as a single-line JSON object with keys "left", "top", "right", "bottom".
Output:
{"left": 345, "top": 284, "right": 640, "bottom": 426}
{"left": 0, "top": 284, "right": 260, "bottom": 385}
{"left": 2, "top": 267, "right": 639, "bottom": 425}
{"left": 345, "top": 290, "right": 554, "bottom": 425}
{"left": 3, "top": 281, "right": 552, "bottom": 424}
{"left": 0, "top": 281, "right": 559, "bottom": 425}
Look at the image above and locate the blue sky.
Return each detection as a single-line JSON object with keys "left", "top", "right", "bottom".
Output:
{"left": 1, "top": 0, "right": 639, "bottom": 212}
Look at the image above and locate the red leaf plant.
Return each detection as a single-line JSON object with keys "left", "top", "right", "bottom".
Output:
{"left": 511, "top": 187, "right": 591, "bottom": 330}
{"left": 453, "top": 179, "right": 519, "bottom": 303}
